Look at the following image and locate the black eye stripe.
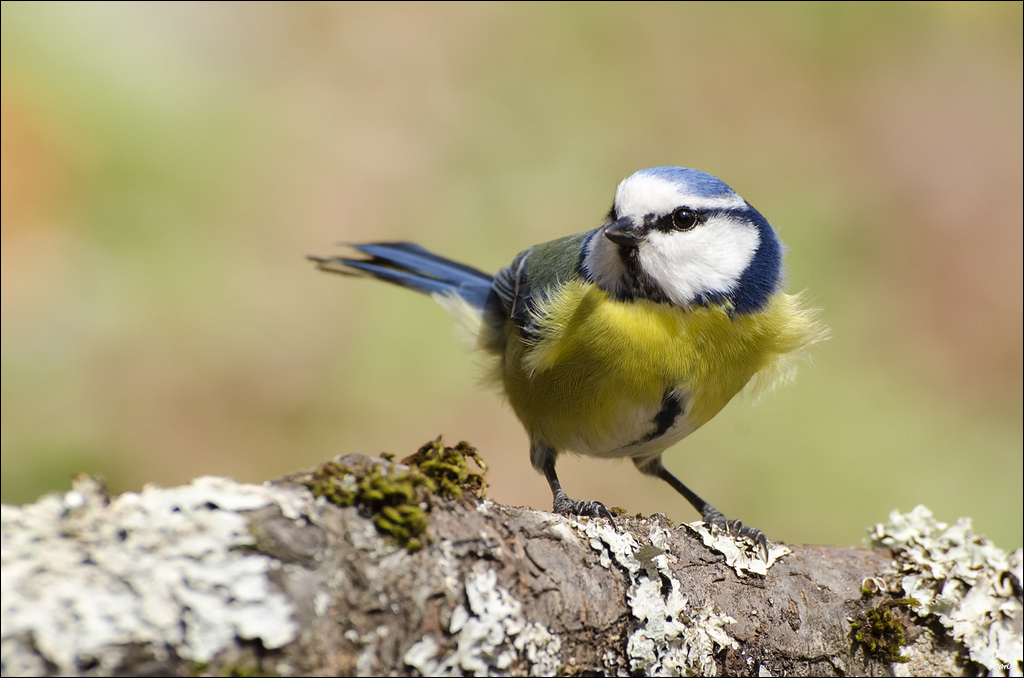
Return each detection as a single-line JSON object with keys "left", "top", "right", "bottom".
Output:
{"left": 626, "top": 206, "right": 757, "bottom": 235}
{"left": 650, "top": 208, "right": 704, "bottom": 233}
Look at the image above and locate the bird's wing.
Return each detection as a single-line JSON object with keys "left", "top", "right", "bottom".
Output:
{"left": 491, "top": 247, "right": 537, "bottom": 336}
{"left": 490, "top": 229, "right": 597, "bottom": 338}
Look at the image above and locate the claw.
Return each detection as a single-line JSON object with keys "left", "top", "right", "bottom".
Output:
{"left": 553, "top": 492, "right": 614, "bottom": 520}
{"left": 542, "top": 452, "right": 614, "bottom": 521}
{"left": 702, "top": 507, "right": 769, "bottom": 561}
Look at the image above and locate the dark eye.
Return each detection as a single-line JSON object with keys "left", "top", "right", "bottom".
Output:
{"left": 671, "top": 208, "right": 697, "bottom": 231}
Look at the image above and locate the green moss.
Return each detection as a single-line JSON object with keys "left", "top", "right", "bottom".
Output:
{"left": 401, "top": 437, "right": 488, "bottom": 501}
{"left": 849, "top": 597, "right": 919, "bottom": 663}
{"left": 305, "top": 460, "right": 433, "bottom": 551}
{"left": 304, "top": 438, "right": 488, "bottom": 552}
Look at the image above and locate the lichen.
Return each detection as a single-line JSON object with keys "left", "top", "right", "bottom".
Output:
{"left": 1, "top": 475, "right": 306, "bottom": 674}
{"left": 403, "top": 563, "right": 561, "bottom": 677}
{"left": 871, "top": 505, "right": 1023, "bottom": 677}
{"left": 686, "top": 521, "right": 791, "bottom": 577}
{"left": 579, "top": 519, "right": 740, "bottom": 676}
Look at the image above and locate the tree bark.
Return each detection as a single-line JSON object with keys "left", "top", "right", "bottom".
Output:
{"left": 1, "top": 452, "right": 1018, "bottom": 677}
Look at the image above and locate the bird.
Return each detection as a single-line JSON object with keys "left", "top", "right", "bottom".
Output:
{"left": 310, "top": 166, "right": 827, "bottom": 557}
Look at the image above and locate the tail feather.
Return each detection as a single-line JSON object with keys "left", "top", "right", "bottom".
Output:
{"left": 310, "top": 242, "right": 495, "bottom": 310}
{"left": 353, "top": 243, "right": 492, "bottom": 285}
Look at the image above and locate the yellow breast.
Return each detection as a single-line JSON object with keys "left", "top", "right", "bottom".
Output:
{"left": 497, "top": 280, "right": 825, "bottom": 456}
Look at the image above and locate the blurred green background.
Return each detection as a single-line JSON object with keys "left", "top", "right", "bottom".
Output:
{"left": 2, "top": 2, "right": 1020, "bottom": 549}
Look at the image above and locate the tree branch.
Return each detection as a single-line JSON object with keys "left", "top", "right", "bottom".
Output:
{"left": 2, "top": 446, "right": 1020, "bottom": 677}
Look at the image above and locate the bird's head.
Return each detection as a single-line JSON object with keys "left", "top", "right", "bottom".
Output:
{"left": 582, "top": 167, "right": 783, "bottom": 314}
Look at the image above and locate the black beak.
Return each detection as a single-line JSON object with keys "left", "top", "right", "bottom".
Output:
{"left": 604, "top": 217, "right": 642, "bottom": 247}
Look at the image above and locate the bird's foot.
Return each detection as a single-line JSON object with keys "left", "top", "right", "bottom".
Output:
{"left": 702, "top": 507, "right": 769, "bottom": 562}
{"left": 553, "top": 490, "right": 614, "bottom": 520}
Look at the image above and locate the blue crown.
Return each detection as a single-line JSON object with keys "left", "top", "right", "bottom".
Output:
{"left": 636, "top": 166, "right": 739, "bottom": 200}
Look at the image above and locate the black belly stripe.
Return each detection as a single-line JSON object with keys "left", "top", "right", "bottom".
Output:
{"left": 639, "top": 390, "right": 685, "bottom": 444}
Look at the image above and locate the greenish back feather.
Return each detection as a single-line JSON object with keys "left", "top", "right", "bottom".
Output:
{"left": 523, "top": 231, "right": 591, "bottom": 293}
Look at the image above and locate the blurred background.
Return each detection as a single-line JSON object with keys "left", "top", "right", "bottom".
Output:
{"left": 2, "top": 2, "right": 1020, "bottom": 549}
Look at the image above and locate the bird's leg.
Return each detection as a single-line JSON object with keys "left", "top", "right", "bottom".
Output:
{"left": 635, "top": 456, "right": 769, "bottom": 561}
{"left": 539, "top": 449, "right": 614, "bottom": 520}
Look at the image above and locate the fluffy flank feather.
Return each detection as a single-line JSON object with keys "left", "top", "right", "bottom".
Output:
{"left": 744, "top": 289, "right": 829, "bottom": 402}
{"left": 432, "top": 291, "right": 485, "bottom": 348}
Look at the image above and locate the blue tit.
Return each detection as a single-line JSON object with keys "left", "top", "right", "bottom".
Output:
{"left": 311, "top": 166, "right": 827, "bottom": 556}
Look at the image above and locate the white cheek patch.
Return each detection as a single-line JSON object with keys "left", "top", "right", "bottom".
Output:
{"left": 615, "top": 175, "right": 745, "bottom": 217}
{"left": 639, "top": 216, "right": 760, "bottom": 307}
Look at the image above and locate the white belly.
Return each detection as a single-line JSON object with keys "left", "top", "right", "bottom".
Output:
{"left": 566, "top": 389, "right": 698, "bottom": 462}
